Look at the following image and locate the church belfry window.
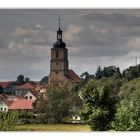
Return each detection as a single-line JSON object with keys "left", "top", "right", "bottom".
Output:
{"left": 57, "top": 34, "right": 62, "bottom": 40}
{"left": 56, "top": 50, "right": 59, "bottom": 58}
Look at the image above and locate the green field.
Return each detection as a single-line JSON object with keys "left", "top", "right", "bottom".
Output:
{"left": 15, "top": 124, "right": 90, "bottom": 131}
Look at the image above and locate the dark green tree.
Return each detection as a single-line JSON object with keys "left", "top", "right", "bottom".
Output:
{"left": 25, "top": 77, "right": 30, "bottom": 83}
{"left": 95, "top": 65, "right": 103, "bottom": 79}
{"left": 40, "top": 76, "right": 48, "bottom": 85}
{"left": 103, "top": 66, "right": 120, "bottom": 77}
{"left": 16, "top": 74, "right": 24, "bottom": 84}
{"left": 80, "top": 80, "right": 116, "bottom": 131}
{"left": 0, "top": 85, "right": 4, "bottom": 94}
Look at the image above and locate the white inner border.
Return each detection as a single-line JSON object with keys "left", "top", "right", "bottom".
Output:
{"left": 1, "top": 0, "right": 140, "bottom": 139}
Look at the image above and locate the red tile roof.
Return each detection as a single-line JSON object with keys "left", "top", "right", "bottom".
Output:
{"left": 9, "top": 99, "right": 32, "bottom": 110}
{"left": 0, "top": 82, "right": 9, "bottom": 88}
{"left": 67, "top": 70, "right": 81, "bottom": 82}
{"left": 15, "top": 83, "right": 34, "bottom": 90}
{"left": 2, "top": 100, "right": 13, "bottom": 106}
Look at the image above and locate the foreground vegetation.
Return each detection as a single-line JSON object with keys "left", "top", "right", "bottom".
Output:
{"left": 15, "top": 124, "right": 90, "bottom": 131}
{"left": 1, "top": 64, "right": 140, "bottom": 131}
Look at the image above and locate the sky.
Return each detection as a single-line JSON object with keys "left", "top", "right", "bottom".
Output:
{"left": 0, "top": 9, "right": 140, "bottom": 81}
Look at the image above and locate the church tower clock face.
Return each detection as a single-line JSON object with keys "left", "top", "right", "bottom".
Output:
{"left": 49, "top": 18, "right": 69, "bottom": 85}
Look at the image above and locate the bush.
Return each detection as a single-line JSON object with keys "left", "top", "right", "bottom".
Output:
{"left": 0, "top": 111, "right": 19, "bottom": 131}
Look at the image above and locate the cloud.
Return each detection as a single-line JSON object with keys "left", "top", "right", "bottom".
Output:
{"left": 84, "top": 12, "right": 140, "bottom": 27}
{"left": 64, "top": 25, "right": 84, "bottom": 43}
{"left": 11, "top": 27, "right": 32, "bottom": 37}
{"left": 0, "top": 9, "right": 140, "bottom": 80}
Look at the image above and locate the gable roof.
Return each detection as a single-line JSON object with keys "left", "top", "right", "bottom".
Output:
{"left": 2, "top": 100, "right": 13, "bottom": 106}
{"left": 15, "top": 83, "right": 34, "bottom": 90}
{"left": 67, "top": 70, "right": 81, "bottom": 82}
{"left": 23, "top": 91, "right": 37, "bottom": 98}
{"left": 0, "top": 94, "right": 8, "bottom": 101}
{"left": 9, "top": 99, "right": 32, "bottom": 110}
{"left": 0, "top": 82, "right": 10, "bottom": 88}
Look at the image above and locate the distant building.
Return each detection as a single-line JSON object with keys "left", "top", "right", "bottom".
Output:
{"left": 15, "top": 82, "right": 34, "bottom": 95}
{"left": 0, "top": 82, "right": 10, "bottom": 89}
{"left": 0, "top": 99, "right": 32, "bottom": 112}
{"left": 23, "top": 91, "right": 37, "bottom": 102}
{"left": 49, "top": 19, "right": 80, "bottom": 85}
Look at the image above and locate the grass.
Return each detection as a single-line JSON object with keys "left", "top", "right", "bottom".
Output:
{"left": 15, "top": 124, "right": 90, "bottom": 131}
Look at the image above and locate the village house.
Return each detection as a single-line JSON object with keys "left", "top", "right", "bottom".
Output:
{"left": 0, "top": 100, "right": 11, "bottom": 112}
{"left": 0, "top": 99, "right": 32, "bottom": 112}
{"left": 34, "top": 84, "right": 47, "bottom": 94}
{"left": 23, "top": 91, "right": 37, "bottom": 102}
{"left": 15, "top": 82, "right": 34, "bottom": 95}
{"left": 0, "top": 82, "right": 10, "bottom": 89}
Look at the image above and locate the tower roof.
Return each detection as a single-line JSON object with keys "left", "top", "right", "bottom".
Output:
{"left": 53, "top": 17, "right": 66, "bottom": 48}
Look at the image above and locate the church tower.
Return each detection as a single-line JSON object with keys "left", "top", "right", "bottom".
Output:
{"left": 49, "top": 18, "right": 69, "bottom": 85}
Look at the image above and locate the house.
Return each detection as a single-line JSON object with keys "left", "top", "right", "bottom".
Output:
{"left": 72, "top": 115, "right": 81, "bottom": 123}
{"left": 0, "top": 94, "right": 8, "bottom": 101}
{"left": 0, "top": 100, "right": 13, "bottom": 112}
{"left": 0, "top": 81, "right": 11, "bottom": 94}
{"left": 23, "top": 91, "right": 37, "bottom": 102}
{"left": 0, "top": 82, "right": 10, "bottom": 89}
{"left": 35, "top": 84, "right": 47, "bottom": 94}
{"left": 6, "top": 95, "right": 24, "bottom": 101}
{"left": 9, "top": 99, "right": 32, "bottom": 111}
{"left": 0, "top": 99, "right": 33, "bottom": 112}
{"left": 15, "top": 82, "right": 34, "bottom": 95}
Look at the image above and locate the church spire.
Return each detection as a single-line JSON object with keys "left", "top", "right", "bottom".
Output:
{"left": 53, "top": 17, "right": 66, "bottom": 48}
{"left": 57, "top": 16, "right": 62, "bottom": 41}
{"left": 58, "top": 16, "right": 61, "bottom": 29}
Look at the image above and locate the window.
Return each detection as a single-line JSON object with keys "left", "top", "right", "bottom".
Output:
{"left": 29, "top": 96, "right": 32, "bottom": 99}
{"left": 56, "top": 50, "right": 59, "bottom": 58}
{"left": 4, "top": 108, "right": 6, "bottom": 111}
{"left": 1, "top": 108, "right": 3, "bottom": 111}
{"left": 58, "top": 35, "right": 62, "bottom": 40}
{"left": 25, "top": 96, "right": 28, "bottom": 99}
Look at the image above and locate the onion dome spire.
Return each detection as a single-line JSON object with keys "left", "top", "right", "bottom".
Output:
{"left": 53, "top": 17, "right": 66, "bottom": 48}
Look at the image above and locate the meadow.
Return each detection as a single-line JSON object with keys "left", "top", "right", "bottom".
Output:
{"left": 15, "top": 124, "right": 90, "bottom": 131}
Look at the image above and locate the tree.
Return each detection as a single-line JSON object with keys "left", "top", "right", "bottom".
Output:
{"left": 103, "top": 66, "right": 121, "bottom": 77}
{"left": 80, "top": 80, "right": 116, "bottom": 131}
{"left": 95, "top": 65, "right": 103, "bottom": 79}
{"left": 113, "top": 78, "right": 140, "bottom": 131}
{"left": 33, "top": 82, "right": 82, "bottom": 124}
{"left": 80, "top": 72, "right": 90, "bottom": 80}
{"left": 0, "top": 85, "right": 4, "bottom": 94}
{"left": 40, "top": 76, "right": 48, "bottom": 85}
{"left": 25, "top": 77, "right": 30, "bottom": 83}
{"left": 16, "top": 74, "right": 24, "bottom": 84}
{"left": 0, "top": 111, "right": 19, "bottom": 131}
{"left": 46, "top": 88, "right": 69, "bottom": 123}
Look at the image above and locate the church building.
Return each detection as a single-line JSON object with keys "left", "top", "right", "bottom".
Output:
{"left": 49, "top": 19, "right": 80, "bottom": 85}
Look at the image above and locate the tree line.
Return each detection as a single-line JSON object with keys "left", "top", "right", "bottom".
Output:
{"left": 1, "top": 64, "right": 140, "bottom": 131}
